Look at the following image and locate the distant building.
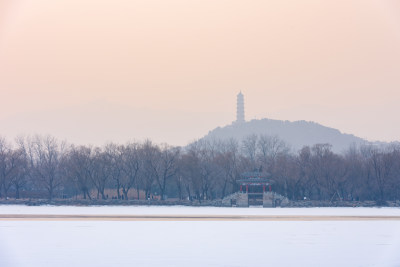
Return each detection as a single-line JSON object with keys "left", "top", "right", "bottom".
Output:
{"left": 237, "top": 171, "right": 273, "bottom": 206}
{"left": 222, "top": 170, "right": 289, "bottom": 207}
{"left": 236, "top": 92, "right": 245, "bottom": 123}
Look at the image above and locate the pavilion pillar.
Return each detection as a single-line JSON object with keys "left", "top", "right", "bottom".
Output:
{"left": 240, "top": 185, "right": 242, "bottom": 193}
{"left": 246, "top": 185, "right": 248, "bottom": 193}
{"left": 263, "top": 185, "right": 266, "bottom": 193}
{"left": 269, "top": 185, "right": 272, "bottom": 192}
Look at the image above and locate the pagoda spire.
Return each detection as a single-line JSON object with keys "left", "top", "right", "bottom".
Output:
{"left": 236, "top": 91, "right": 245, "bottom": 123}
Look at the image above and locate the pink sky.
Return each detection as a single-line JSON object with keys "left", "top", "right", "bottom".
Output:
{"left": 0, "top": 0, "right": 400, "bottom": 146}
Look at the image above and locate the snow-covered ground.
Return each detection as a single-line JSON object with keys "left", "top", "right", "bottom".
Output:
{"left": 1, "top": 205, "right": 400, "bottom": 216}
{"left": 1, "top": 206, "right": 400, "bottom": 267}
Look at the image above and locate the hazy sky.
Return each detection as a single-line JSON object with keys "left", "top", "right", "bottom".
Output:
{"left": 1, "top": 0, "right": 399, "bottom": 146}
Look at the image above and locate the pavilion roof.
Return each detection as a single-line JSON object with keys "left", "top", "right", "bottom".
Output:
{"left": 236, "top": 171, "right": 274, "bottom": 184}
{"left": 236, "top": 177, "right": 274, "bottom": 184}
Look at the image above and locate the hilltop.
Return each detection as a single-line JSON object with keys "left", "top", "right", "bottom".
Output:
{"left": 203, "top": 118, "right": 370, "bottom": 153}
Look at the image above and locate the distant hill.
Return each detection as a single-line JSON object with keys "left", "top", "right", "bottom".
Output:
{"left": 202, "top": 118, "right": 371, "bottom": 153}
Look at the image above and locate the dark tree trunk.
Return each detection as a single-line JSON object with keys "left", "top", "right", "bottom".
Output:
{"left": 86, "top": 189, "right": 92, "bottom": 200}
{"left": 15, "top": 186, "right": 20, "bottom": 199}
{"left": 116, "top": 181, "right": 121, "bottom": 199}
{"left": 122, "top": 188, "right": 129, "bottom": 200}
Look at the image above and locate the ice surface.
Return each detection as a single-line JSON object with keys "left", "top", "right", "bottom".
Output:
{"left": 1, "top": 206, "right": 400, "bottom": 267}
{"left": 1, "top": 205, "right": 400, "bottom": 216}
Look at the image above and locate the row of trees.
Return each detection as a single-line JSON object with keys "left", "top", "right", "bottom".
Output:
{"left": 0, "top": 135, "right": 399, "bottom": 202}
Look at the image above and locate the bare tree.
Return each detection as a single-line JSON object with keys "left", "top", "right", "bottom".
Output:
{"left": 188, "top": 140, "right": 221, "bottom": 200}
{"left": 296, "top": 146, "right": 316, "bottom": 199}
{"left": 90, "top": 148, "right": 110, "bottom": 200}
{"left": 390, "top": 146, "right": 400, "bottom": 200}
{"left": 0, "top": 137, "right": 23, "bottom": 198}
{"left": 214, "top": 139, "right": 240, "bottom": 198}
{"left": 152, "top": 144, "right": 180, "bottom": 200}
{"left": 343, "top": 144, "right": 367, "bottom": 201}
{"left": 22, "top": 135, "right": 66, "bottom": 200}
{"left": 257, "top": 135, "right": 289, "bottom": 172}
{"left": 104, "top": 143, "right": 124, "bottom": 199}
{"left": 139, "top": 140, "right": 159, "bottom": 199}
{"left": 12, "top": 149, "right": 28, "bottom": 199}
{"left": 364, "top": 145, "right": 395, "bottom": 202}
{"left": 66, "top": 145, "right": 95, "bottom": 199}
{"left": 242, "top": 134, "right": 258, "bottom": 169}
{"left": 120, "top": 142, "right": 141, "bottom": 200}
{"left": 272, "top": 153, "right": 297, "bottom": 199}
{"left": 180, "top": 148, "right": 201, "bottom": 201}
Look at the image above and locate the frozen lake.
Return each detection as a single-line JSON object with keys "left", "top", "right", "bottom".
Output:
{"left": 1, "top": 205, "right": 400, "bottom": 267}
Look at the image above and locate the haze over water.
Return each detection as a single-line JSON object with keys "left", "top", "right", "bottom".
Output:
{"left": 1, "top": 1, "right": 400, "bottom": 146}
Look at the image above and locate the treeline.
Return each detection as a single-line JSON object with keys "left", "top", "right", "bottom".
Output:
{"left": 0, "top": 134, "right": 400, "bottom": 202}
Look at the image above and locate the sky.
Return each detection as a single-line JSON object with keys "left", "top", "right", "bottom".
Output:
{"left": 0, "top": 0, "right": 399, "bottom": 146}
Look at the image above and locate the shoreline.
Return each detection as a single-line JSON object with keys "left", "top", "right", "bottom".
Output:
{"left": 0, "top": 199, "right": 399, "bottom": 208}
{"left": 2, "top": 214, "right": 400, "bottom": 221}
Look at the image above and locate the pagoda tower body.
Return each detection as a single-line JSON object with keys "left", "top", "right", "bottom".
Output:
{"left": 236, "top": 92, "right": 245, "bottom": 123}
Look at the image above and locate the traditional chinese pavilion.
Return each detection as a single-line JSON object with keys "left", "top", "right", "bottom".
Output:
{"left": 237, "top": 171, "right": 274, "bottom": 206}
